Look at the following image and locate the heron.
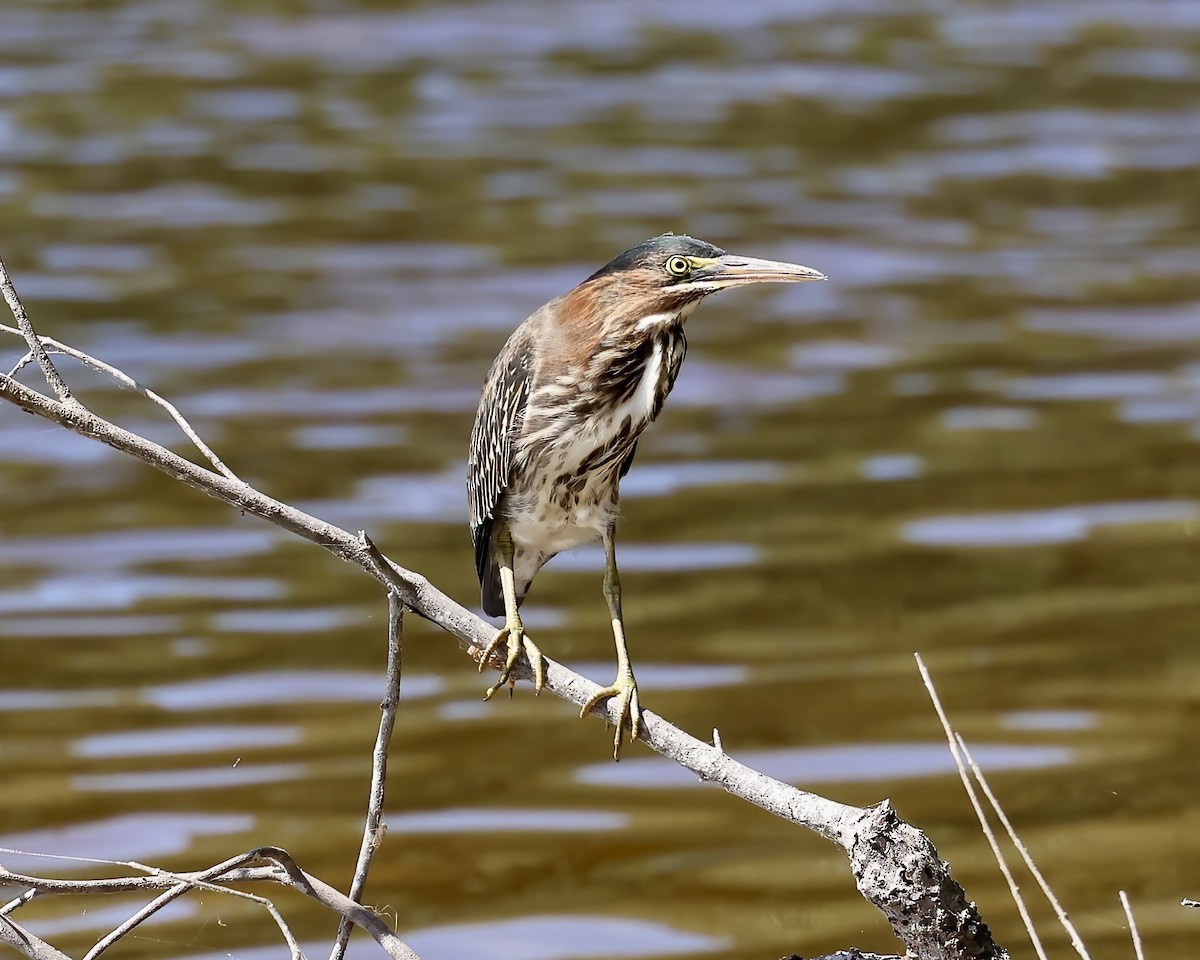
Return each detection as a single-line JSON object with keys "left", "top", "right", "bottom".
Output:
{"left": 467, "top": 234, "right": 825, "bottom": 758}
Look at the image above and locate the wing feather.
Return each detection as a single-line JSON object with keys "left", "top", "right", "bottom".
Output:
{"left": 467, "top": 332, "right": 533, "bottom": 593}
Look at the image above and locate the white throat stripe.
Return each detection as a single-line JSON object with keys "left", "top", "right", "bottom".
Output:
{"left": 635, "top": 311, "right": 678, "bottom": 332}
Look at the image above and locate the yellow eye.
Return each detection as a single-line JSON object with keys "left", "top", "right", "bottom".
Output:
{"left": 666, "top": 256, "right": 691, "bottom": 277}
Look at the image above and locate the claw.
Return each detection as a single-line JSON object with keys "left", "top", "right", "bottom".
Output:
{"left": 580, "top": 672, "right": 641, "bottom": 760}
{"left": 480, "top": 622, "right": 545, "bottom": 700}
{"left": 478, "top": 626, "right": 511, "bottom": 675}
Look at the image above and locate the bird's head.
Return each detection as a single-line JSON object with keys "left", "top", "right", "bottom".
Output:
{"left": 578, "top": 234, "right": 825, "bottom": 323}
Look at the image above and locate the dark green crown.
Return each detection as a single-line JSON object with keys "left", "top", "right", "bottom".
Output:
{"left": 586, "top": 234, "right": 725, "bottom": 283}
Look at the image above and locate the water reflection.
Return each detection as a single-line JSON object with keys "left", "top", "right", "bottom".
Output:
{"left": 402, "top": 916, "right": 728, "bottom": 960}
{"left": 180, "top": 918, "right": 726, "bottom": 960}
{"left": 21, "top": 900, "right": 196, "bottom": 939}
{"left": 0, "top": 813, "right": 254, "bottom": 871}
{"left": 385, "top": 808, "right": 626, "bottom": 834}
{"left": 577, "top": 743, "right": 1072, "bottom": 790}
{"left": 75, "top": 763, "right": 305, "bottom": 793}
{"left": 144, "top": 670, "right": 443, "bottom": 710}
{"left": 74, "top": 724, "right": 299, "bottom": 758}
{"left": 903, "top": 501, "right": 1199, "bottom": 548}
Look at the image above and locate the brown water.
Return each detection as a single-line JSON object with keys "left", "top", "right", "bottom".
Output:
{"left": 2, "top": 2, "right": 1199, "bottom": 958}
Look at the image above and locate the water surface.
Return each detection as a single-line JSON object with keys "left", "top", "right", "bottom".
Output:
{"left": 2, "top": 1, "right": 1199, "bottom": 958}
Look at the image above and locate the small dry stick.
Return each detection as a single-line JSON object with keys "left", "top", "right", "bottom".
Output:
{"left": 1, "top": 322, "right": 240, "bottom": 482}
{"left": 0, "top": 846, "right": 421, "bottom": 960}
{"left": 330, "top": 585, "right": 404, "bottom": 960}
{"left": 915, "top": 653, "right": 1050, "bottom": 960}
{"left": 0, "top": 889, "right": 36, "bottom": 917}
{"left": 89, "top": 852, "right": 304, "bottom": 960}
{"left": 955, "top": 735, "right": 1092, "bottom": 960}
{"left": 0, "top": 253, "right": 73, "bottom": 403}
{"left": 1119, "top": 890, "right": 1145, "bottom": 960}
{"left": 83, "top": 877, "right": 302, "bottom": 960}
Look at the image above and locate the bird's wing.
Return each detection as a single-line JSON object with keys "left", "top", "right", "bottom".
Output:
{"left": 467, "top": 334, "right": 533, "bottom": 585}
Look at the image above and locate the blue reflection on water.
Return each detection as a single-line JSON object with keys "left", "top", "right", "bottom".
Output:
{"left": 903, "top": 500, "right": 1198, "bottom": 548}
{"left": 577, "top": 742, "right": 1071, "bottom": 789}
{"left": 144, "top": 669, "right": 443, "bottom": 710}
{"left": 1002, "top": 710, "right": 1096, "bottom": 731}
{"left": 0, "top": 812, "right": 253, "bottom": 870}
{"left": 24, "top": 898, "right": 197, "bottom": 938}
{"left": 75, "top": 763, "right": 303, "bottom": 793}
{"left": 403, "top": 915, "right": 728, "bottom": 960}
{"left": 386, "top": 807, "right": 626, "bottom": 834}
{"left": 551, "top": 543, "right": 756, "bottom": 573}
{"left": 75, "top": 723, "right": 299, "bottom": 758}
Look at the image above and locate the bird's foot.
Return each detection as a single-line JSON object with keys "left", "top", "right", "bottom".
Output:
{"left": 580, "top": 670, "right": 641, "bottom": 761}
{"left": 479, "top": 620, "right": 546, "bottom": 699}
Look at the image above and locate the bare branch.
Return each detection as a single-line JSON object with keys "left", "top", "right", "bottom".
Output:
{"left": 0, "top": 254, "right": 73, "bottom": 403}
{"left": 331, "top": 587, "right": 404, "bottom": 960}
{"left": 1, "top": 322, "right": 240, "bottom": 481}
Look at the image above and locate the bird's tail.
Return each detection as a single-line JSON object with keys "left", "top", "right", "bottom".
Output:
{"left": 475, "top": 518, "right": 508, "bottom": 617}
{"left": 481, "top": 560, "right": 505, "bottom": 617}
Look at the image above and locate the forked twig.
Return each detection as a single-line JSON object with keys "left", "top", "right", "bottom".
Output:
{"left": 0, "top": 846, "right": 420, "bottom": 960}
{"left": 330, "top": 585, "right": 404, "bottom": 960}
{"left": 1, "top": 322, "right": 240, "bottom": 481}
{"left": 915, "top": 653, "right": 1050, "bottom": 960}
{"left": 0, "top": 254, "right": 73, "bottom": 403}
{"left": 954, "top": 735, "right": 1092, "bottom": 960}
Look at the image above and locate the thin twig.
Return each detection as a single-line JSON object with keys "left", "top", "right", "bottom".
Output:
{"left": 248, "top": 847, "right": 421, "bottom": 960}
{"left": 955, "top": 735, "right": 1092, "bottom": 960}
{"left": 330, "top": 586, "right": 404, "bottom": 960}
{"left": 915, "top": 654, "right": 1049, "bottom": 960}
{"left": 83, "top": 878, "right": 303, "bottom": 960}
{"left": 1, "top": 322, "right": 240, "bottom": 481}
{"left": 0, "top": 889, "right": 36, "bottom": 917}
{"left": 82, "top": 883, "right": 190, "bottom": 960}
{"left": 88, "top": 854, "right": 304, "bottom": 960}
{"left": 1119, "top": 890, "right": 1145, "bottom": 960}
{"left": 0, "top": 253, "right": 72, "bottom": 403}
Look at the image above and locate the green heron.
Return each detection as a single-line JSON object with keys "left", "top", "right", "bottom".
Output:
{"left": 467, "top": 234, "right": 824, "bottom": 758}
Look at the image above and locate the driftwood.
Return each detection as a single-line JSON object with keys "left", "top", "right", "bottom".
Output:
{"left": 0, "top": 251, "right": 1008, "bottom": 960}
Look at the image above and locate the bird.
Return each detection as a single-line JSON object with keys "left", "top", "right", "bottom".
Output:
{"left": 467, "top": 233, "right": 825, "bottom": 758}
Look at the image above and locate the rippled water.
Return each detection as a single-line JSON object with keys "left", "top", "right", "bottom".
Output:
{"left": 2, "top": 1, "right": 1200, "bottom": 958}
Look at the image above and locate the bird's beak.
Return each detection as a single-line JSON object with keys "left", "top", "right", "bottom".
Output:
{"left": 684, "top": 254, "right": 826, "bottom": 292}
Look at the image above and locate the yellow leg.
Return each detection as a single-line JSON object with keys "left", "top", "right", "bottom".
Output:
{"left": 479, "top": 529, "right": 545, "bottom": 698}
{"left": 580, "top": 524, "right": 641, "bottom": 760}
